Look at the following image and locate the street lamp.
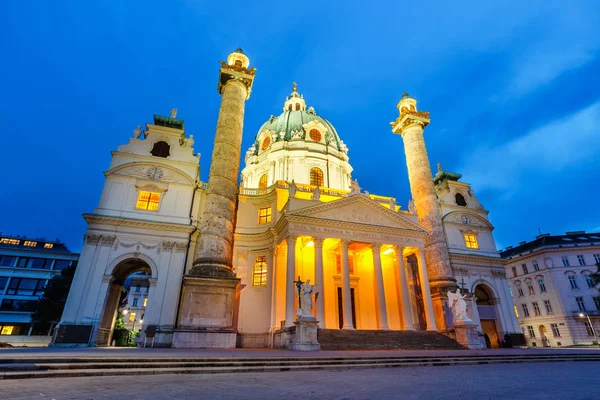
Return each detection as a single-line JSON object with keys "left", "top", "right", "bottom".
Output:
{"left": 579, "top": 312, "right": 599, "bottom": 345}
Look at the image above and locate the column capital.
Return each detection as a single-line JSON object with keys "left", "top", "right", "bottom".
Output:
{"left": 313, "top": 237, "right": 325, "bottom": 246}
{"left": 368, "top": 243, "right": 383, "bottom": 251}
{"left": 339, "top": 239, "right": 350, "bottom": 250}
{"left": 287, "top": 234, "right": 298, "bottom": 244}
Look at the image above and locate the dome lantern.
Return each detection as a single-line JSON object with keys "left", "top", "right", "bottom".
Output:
{"left": 283, "top": 81, "right": 306, "bottom": 111}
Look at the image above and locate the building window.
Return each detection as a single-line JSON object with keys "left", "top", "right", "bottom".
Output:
{"left": 0, "top": 277, "right": 7, "bottom": 293}
{"left": 577, "top": 255, "right": 585, "bottom": 266}
{"left": 522, "top": 304, "right": 530, "bottom": 317}
{"left": 136, "top": 191, "right": 161, "bottom": 211}
{"left": 515, "top": 282, "right": 524, "bottom": 297}
{"left": 522, "top": 264, "right": 529, "bottom": 275}
{"left": 143, "top": 298, "right": 148, "bottom": 307}
{"left": 584, "top": 274, "right": 594, "bottom": 288}
{"left": 538, "top": 278, "right": 547, "bottom": 293}
{"left": 132, "top": 298, "right": 138, "bottom": 307}
{"left": 261, "top": 137, "right": 270, "bottom": 150}
{"left": 527, "top": 326, "right": 535, "bottom": 338}
{"left": 252, "top": 256, "right": 268, "bottom": 286}
{"left": 464, "top": 233, "right": 478, "bottom": 249}
{"left": 512, "top": 266, "right": 518, "bottom": 277}
{"left": 1, "top": 325, "right": 15, "bottom": 335}
{"left": 455, "top": 193, "right": 467, "bottom": 206}
{"left": 513, "top": 305, "right": 519, "bottom": 318}
{"left": 584, "top": 321, "right": 594, "bottom": 336}
{"left": 309, "top": 167, "right": 324, "bottom": 187}
{"left": 23, "top": 241, "right": 37, "bottom": 247}
{"left": 234, "top": 59, "right": 242, "bottom": 67}
{"left": 551, "top": 323, "right": 560, "bottom": 337}
{"left": 258, "top": 174, "right": 268, "bottom": 189}
{"left": 135, "top": 286, "right": 140, "bottom": 292}
{"left": 309, "top": 129, "right": 322, "bottom": 142}
{"left": 532, "top": 302, "right": 541, "bottom": 316}
{"left": 129, "top": 312, "right": 136, "bottom": 322}
{"left": 527, "top": 281, "right": 535, "bottom": 295}
{"left": 576, "top": 297, "right": 585, "bottom": 311}
{"left": 568, "top": 275, "right": 578, "bottom": 289}
{"left": 533, "top": 260, "right": 540, "bottom": 271}
{"left": 44, "top": 243, "right": 54, "bottom": 249}
{"left": 0, "top": 238, "right": 20, "bottom": 245}
{"left": 594, "top": 254, "right": 600, "bottom": 264}
{"left": 562, "top": 256, "right": 569, "bottom": 267}
{"left": 258, "top": 207, "right": 272, "bottom": 224}
{"left": 54, "top": 260, "right": 71, "bottom": 270}
{"left": 544, "top": 300, "right": 553, "bottom": 314}
{"left": 150, "top": 141, "right": 170, "bottom": 158}
{"left": 295, "top": 103, "right": 301, "bottom": 111}
{"left": 0, "top": 256, "right": 17, "bottom": 267}
{"left": 0, "top": 300, "right": 37, "bottom": 311}
{"left": 7, "top": 278, "right": 46, "bottom": 295}
{"left": 594, "top": 296, "right": 600, "bottom": 311}
{"left": 17, "top": 258, "right": 52, "bottom": 270}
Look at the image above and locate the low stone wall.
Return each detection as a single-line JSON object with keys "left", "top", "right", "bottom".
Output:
{"left": 237, "top": 332, "right": 270, "bottom": 348}
{"left": 0, "top": 335, "right": 51, "bottom": 347}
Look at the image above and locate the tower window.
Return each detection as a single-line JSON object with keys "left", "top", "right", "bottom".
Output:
{"left": 136, "top": 191, "right": 161, "bottom": 211}
{"left": 258, "top": 207, "right": 272, "bottom": 224}
{"left": 252, "top": 256, "right": 268, "bottom": 286}
{"left": 309, "top": 129, "right": 322, "bottom": 142}
{"left": 464, "top": 233, "right": 478, "bottom": 249}
{"left": 310, "top": 167, "right": 324, "bottom": 187}
{"left": 258, "top": 174, "right": 268, "bottom": 189}
{"left": 150, "top": 141, "right": 170, "bottom": 158}
{"left": 261, "top": 137, "right": 270, "bottom": 150}
{"left": 288, "top": 105, "right": 292, "bottom": 111}
{"left": 234, "top": 60, "right": 243, "bottom": 67}
{"left": 455, "top": 193, "right": 467, "bottom": 206}
{"left": 296, "top": 103, "right": 301, "bottom": 111}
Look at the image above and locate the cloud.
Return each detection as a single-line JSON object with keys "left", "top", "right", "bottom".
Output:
{"left": 459, "top": 100, "right": 600, "bottom": 194}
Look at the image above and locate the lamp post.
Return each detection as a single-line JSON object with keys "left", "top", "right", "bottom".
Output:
{"left": 579, "top": 312, "right": 599, "bottom": 345}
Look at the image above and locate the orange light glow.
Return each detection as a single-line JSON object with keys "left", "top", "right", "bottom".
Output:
{"left": 136, "top": 191, "right": 160, "bottom": 211}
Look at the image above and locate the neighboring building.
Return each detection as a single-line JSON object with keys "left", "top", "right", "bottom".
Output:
{"left": 54, "top": 49, "right": 522, "bottom": 348}
{"left": 122, "top": 273, "right": 150, "bottom": 331}
{"left": 0, "top": 235, "right": 79, "bottom": 345}
{"left": 502, "top": 231, "right": 600, "bottom": 347}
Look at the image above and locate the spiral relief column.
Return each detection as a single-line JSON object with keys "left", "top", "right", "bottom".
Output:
{"left": 391, "top": 93, "right": 456, "bottom": 331}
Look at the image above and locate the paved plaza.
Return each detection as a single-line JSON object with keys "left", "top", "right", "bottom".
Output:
{"left": 1, "top": 361, "right": 598, "bottom": 400}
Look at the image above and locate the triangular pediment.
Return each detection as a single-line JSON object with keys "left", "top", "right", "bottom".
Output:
{"left": 287, "top": 194, "right": 426, "bottom": 233}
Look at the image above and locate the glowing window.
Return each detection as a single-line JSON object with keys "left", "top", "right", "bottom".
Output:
{"left": 129, "top": 312, "right": 136, "bottom": 322}
{"left": 252, "top": 256, "right": 268, "bottom": 286}
{"left": 143, "top": 298, "right": 148, "bottom": 307}
{"left": 513, "top": 305, "right": 519, "bottom": 318}
{"left": 310, "top": 167, "right": 324, "bottom": 187}
{"left": 259, "top": 174, "right": 268, "bottom": 189}
{"left": 44, "top": 243, "right": 54, "bottom": 249}
{"left": 24, "top": 241, "right": 37, "bottom": 247}
{"left": 464, "top": 233, "right": 478, "bottom": 249}
{"left": 258, "top": 207, "right": 272, "bottom": 224}
{"left": 309, "top": 129, "right": 321, "bottom": 142}
{"left": 1, "top": 326, "right": 14, "bottom": 335}
{"left": 136, "top": 191, "right": 161, "bottom": 211}
{"left": 0, "top": 238, "right": 20, "bottom": 245}
{"left": 261, "top": 137, "right": 270, "bottom": 150}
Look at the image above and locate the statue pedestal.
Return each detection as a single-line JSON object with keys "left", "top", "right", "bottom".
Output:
{"left": 289, "top": 315, "right": 320, "bottom": 351}
{"left": 454, "top": 320, "right": 485, "bottom": 349}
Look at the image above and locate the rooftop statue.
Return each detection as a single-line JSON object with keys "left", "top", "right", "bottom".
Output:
{"left": 170, "top": 108, "right": 178, "bottom": 119}
{"left": 133, "top": 125, "right": 142, "bottom": 139}
{"left": 349, "top": 179, "right": 361, "bottom": 196}
{"left": 311, "top": 186, "right": 321, "bottom": 201}
{"left": 288, "top": 180, "right": 297, "bottom": 198}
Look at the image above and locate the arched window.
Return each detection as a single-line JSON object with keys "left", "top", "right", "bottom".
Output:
{"left": 295, "top": 103, "right": 301, "bottom": 111}
{"left": 463, "top": 231, "right": 478, "bottom": 249}
{"left": 234, "top": 60, "right": 243, "bottom": 67}
{"left": 309, "top": 129, "right": 321, "bottom": 142}
{"left": 258, "top": 174, "right": 268, "bottom": 189}
{"left": 288, "top": 105, "right": 292, "bottom": 111}
{"left": 310, "top": 167, "right": 324, "bottom": 187}
{"left": 252, "top": 256, "right": 268, "bottom": 286}
{"left": 150, "top": 141, "right": 170, "bottom": 158}
{"left": 261, "top": 137, "right": 270, "bottom": 150}
{"left": 455, "top": 193, "right": 467, "bottom": 206}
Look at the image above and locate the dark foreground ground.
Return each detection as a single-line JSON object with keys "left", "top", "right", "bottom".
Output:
{"left": 1, "top": 361, "right": 599, "bottom": 400}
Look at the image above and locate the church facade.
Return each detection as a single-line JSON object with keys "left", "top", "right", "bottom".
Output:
{"left": 54, "top": 50, "right": 520, "bottom": 348}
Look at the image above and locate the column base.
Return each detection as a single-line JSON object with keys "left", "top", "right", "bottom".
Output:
{"left": 289, "top": 316, "right": 320, "bottom": 352}
{"left": 454, "top": 321, "right": 485, "bottom": 349}
{"left": 342, "top": 325, "right": 355, "bottom": 330}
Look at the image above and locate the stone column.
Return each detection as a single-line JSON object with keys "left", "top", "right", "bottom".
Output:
{"left": 371, "top": 244, "right": 389, "bottom": 330}
{"left": 417, "top": 250, "right": 438, "bottom": 331}
{"left": 192, "top": 52, "right": 256, "bottom": 276}
{"left": 314, "top": 238, "right": 325, "bottom": 328}
{"left": 391, "top": 94, "right": 456, "bottom": 330}
{"left": 340, "top": 240, "right": 354, "bottom": 330}
{"left": 395, "top": 246, "right": 414, "bottom": 330}
{"left": 285, "top": 235, "right": 297, "bottom": 327}
{"left": 269, "top": 245, "right": 278, "bottom": 332}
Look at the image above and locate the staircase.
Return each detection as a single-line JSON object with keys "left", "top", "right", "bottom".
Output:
{"left": 318, "top": 329, "right": 465, "bottom": 350}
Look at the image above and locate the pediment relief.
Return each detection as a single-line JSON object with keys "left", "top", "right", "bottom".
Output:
{"left": 442, "top": 210, "right": 493, "bottom": 229}
{"left": 287, "top": 195, "right": 425, "bottom": 232}
{"left": 107, "top": 163, "right": 195, "bottom": 185}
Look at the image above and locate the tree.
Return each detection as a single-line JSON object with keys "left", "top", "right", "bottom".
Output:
{"left": 31, "top": 265, "right": 76, "bottom": 326}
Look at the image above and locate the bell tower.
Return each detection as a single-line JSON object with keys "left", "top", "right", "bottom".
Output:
{"left": 391, "top": 93, "right": 456, "bottom": 330}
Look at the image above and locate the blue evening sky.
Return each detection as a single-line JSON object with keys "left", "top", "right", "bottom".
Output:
{"left": 1, "top": 1, "right": 599, "bottom": 252}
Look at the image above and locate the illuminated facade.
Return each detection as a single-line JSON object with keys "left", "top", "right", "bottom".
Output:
{"left": 55, "top": 49, "right": 520, "bottom": 348}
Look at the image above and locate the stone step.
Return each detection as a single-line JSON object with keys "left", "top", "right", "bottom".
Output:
{"left": 2, "top": 356, "right": 599, "bottom": 380}
{"left": 317, "top": 329, "right": 465, "bottom": 350}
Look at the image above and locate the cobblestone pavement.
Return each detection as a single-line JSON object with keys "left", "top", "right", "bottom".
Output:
{"left": 2, "top": 362, "right": 598, "bottom": 400}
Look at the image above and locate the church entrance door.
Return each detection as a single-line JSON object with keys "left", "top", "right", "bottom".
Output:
{"left": 337, "top": 287, "right": 356, "bottom": 329}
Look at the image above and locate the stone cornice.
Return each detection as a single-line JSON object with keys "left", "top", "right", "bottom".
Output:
{"left": 450, "top": 252, "right": 504, "bottom": 265}
{"left": 111, "top": 151, "right": 200, "bottom": 168}
{"left": 84, "top": 214, "right": 196, "bottom": 233}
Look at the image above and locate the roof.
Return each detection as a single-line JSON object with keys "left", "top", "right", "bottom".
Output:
{"left": 500, "top": 231, "right": 600, "bottom": 259}
{"left": 0, "top": 235, "right": 73, "bottom": 253}
{"left": 153, "top": 115, "right": 184, "bottom": 130}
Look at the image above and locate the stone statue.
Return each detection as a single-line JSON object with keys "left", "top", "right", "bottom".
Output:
{"left": 389, "top": 198, "right": 396, "bottom": 211}
{"left": 288, "top": 180, "right": 297, "bottom": 198}
{"left": 349, "top": 179, "right": 360, "bottom": 196}
{"left": 408, "top": 199, "right": 416, "bottom": 214}
{"left": 437, "top": 162, "right": 443, "bottom": 173}
{"left": 186, "top": 135, "right": 194, "bottom": 147}
{"left": 291, "top": 130, "right": 303, "bottom": 140}
{"left": 448, "top": 289, "right": 470, "bottom": 322}
{"left": 299, "top": 280, "right": 317, "bottom": 317}
{"left": 133, "top": 125, "right": 142, "bottom": 138}
{"left": 279, "top": 131, "right": 285, "bottom": 140}
{"left": 170, "top": 108, "right": 178, "bottom": 118}
{"left": 271, "top": 132, "right": 278, "bottom": 143}
{"left": 311, "top": 186, "right": 321, "bottom": 201}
